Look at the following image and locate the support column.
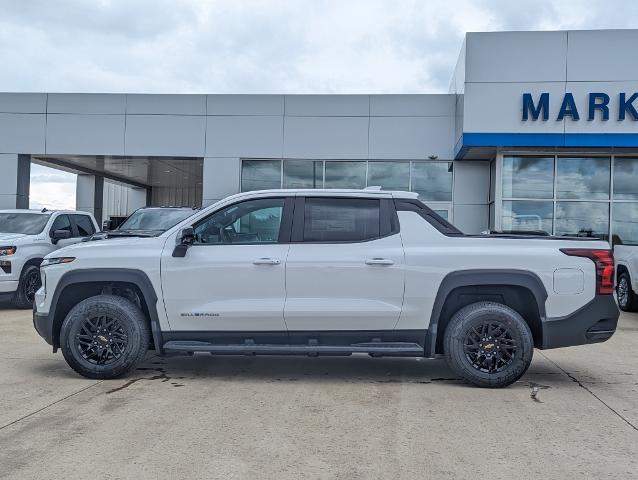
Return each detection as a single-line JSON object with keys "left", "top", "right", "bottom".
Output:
{"left": 76, "top": 174, "right": 104, "bottom": 224}
{"left": 129, "top": 187, "right": 148, "bottom": 212}
{"left": 0, "top": 154, "right": 30, "bottom": 209}
{"left": 202, "top": 157, "right": 240, "bottom": 207}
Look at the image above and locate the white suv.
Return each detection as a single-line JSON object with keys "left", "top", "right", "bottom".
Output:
{"left": 33, "top": 190, "right": 619, "bottom": 387}
{"left": 0, "top": 209, "right": 98, "bottom": 308}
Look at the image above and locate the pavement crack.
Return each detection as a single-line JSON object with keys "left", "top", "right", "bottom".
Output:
{"left": 539, "top": 351, "right": 638, "bottom": 433}
{"left": 0, "top": 381, "right": 103, "bottom": 431}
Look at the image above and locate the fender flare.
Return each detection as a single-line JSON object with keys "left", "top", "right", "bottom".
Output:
{"left": 424, "top": 269, "right": 548, "bottom": 357}
{"left": 49, "top": 268, "right": 163, "bottom": 352}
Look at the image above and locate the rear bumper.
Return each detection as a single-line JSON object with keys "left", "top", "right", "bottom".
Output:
{"left": 541, "top": 295, "right": 619, "bottom": 349}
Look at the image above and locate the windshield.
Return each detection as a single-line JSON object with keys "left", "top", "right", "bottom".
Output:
{"left": 0, "top": 213, "right": 51, "bottom": 234}
{"left": 117, "top": 209, "right": 194, "bottom": 232}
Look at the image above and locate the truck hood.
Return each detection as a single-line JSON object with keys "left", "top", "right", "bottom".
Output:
{"left": 0, "top": 232, "right": 29, "bottom": 243}
{"left": 48, "top": 235, "right": 166, "bottom": 258}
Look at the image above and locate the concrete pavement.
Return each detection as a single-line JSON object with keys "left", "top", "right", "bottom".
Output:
{"left": 1, "top": 305, "right": 637, "bottom": 479}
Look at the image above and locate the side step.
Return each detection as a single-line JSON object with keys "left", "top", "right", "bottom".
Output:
{"left": 162, "top": 340, "right": 424, "bottom": 357}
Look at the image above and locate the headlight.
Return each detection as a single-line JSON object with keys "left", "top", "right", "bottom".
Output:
{"left": 0, "top": 246, "right": 16, "bottom": 256}
{"left": 41, "top": 257, "right": 75, "bottom": 267}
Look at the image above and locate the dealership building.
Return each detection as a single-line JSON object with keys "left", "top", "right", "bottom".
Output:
{"left": 0, "top": 29, "right": 637, "bottom": 243}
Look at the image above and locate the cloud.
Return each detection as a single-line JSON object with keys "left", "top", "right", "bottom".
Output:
{"left": 29, "top": 164, "right": 76, "bottom": 210}
{"left": 2, "top": 0, "right": 636, "bottom": 210}
{"left": 2, "top": 0, "right": 636, "bottom": 95}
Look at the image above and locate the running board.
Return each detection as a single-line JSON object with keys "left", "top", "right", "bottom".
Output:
{"left": 162, "top": 340, "right": 424, "bottom": 357}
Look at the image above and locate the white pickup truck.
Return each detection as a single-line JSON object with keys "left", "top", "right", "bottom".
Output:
{"left": 0, "top": 209, "right": 98, "bottom": 308}
{"left": 33, "top": 190, "right": 619, "bottom": 387}
{"left": 615, "top": 245, "right": 638, "bottom": 311}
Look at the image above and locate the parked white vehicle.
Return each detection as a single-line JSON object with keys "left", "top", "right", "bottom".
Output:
{"left": 0, "top": 209, "right": 98, "bottom": 308}
{"left": 33, "top": 190, "right": 619, "bottom": 387}
{"left": 615, "top": 245, "right": 638, "bottom": 311}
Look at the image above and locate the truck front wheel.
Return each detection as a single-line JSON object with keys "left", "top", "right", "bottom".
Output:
{"left": 60, "top": 295, "right": 149, "bottom": 379}
{"left": 443, "top": 301, "right": 534, "bottom": 388}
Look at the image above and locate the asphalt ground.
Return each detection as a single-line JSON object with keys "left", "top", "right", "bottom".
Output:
{"left": 1, "top": 305, "right": 637, "bottom": 479}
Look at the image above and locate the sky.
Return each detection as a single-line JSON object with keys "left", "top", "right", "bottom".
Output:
{"left": 1, "top": 0, "right": 636, "bottom": 210}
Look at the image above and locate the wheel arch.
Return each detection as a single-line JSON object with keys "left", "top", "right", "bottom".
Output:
{"left": 49, "top": 269, "right": 162, "bottom": 353}
{"left": 426, "top": 270, "right": 548, "bottom": 356}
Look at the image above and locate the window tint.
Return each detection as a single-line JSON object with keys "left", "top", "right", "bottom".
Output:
{"left": 324, "top": 161, "right": 366, "bottom": 189}
{"left": 72, "top": 215, "right": 95, "bottom": 237}
{"left": 241, "top": 160, "right": 281, "bottom": 192}
{"left": 50, "top": 215, "right": 72, "bottom": 237}
{"left": 502, "top": 156, "right": 554, "bottom": 199}
{"left": 556, "top": 157, "right": 610, "bottom": 200}
{"left": 193, "top": 198, "right": 285, "bottom": 244}
{"left": 303, "top": 198, "right": 380, "bottom": 242}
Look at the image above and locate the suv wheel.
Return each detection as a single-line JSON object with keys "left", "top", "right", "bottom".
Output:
{"left": 12, "top": 265, "right": 41, "bottom": 309}
{"left": 443, "top": 301, "right": 534, "bottom": 388}
{"left": 617, "top": 272, "right": 638, "bottom": 312}
{"left": 60, "top": 295, "right": 150, "bottom": 379}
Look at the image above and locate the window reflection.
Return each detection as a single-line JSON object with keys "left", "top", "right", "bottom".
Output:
{"left": 241, "top": 160, "right": 281, "bottom": 192}
{"left": 502, "top": 157, "right": 554, "bottom": 199}
{"left": 324, "top": 161, "right": 366, "bottom": 189}
{"left": 612, "top": 203, "right": 638, "bottom": 245}
{"left": 555, "top": 202, "right": 609, "bottom": 239}
{"left": 411, "top": 162, "right": 452, "bottom": 201}
{"left": 613, "top": 158, "right": 638, "bottom": 200}
{"left": 367, "top": 162, "right": 409, "bottom": 191}
{"left": 556, "top": 157, "right": 610, "bottom": 200}
{"left": 502, "top": 201, "right": 553, "bottom": 234}
{"left": 283, "top": 160, "right": 323, "bottom": 189}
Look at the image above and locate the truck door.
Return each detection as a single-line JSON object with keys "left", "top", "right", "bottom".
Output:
{"left": 161, "top": 196, "right": 293, "bottom": 332}
{"left": 284, "top": 196, "right": 405, "bottom": 331}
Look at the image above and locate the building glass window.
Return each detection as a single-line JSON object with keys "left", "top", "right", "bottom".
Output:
{"left": 613, "top": 158, "right": 638, "bottom": 200}
{"left": 556, "top": 157, "right": 610, "bottom": 200}
{"left": 502, "top": 156, "right": 553, "bottom": 199}
{"left": 324, "top": 161, "right": 366, "bottom": 189}
{"left": 283, "top": 160, "right": 323, "bottom": 189}
{"left": 367, "top": 161, "right": 409, "bottom": 191}
{"left": 240, "top": 158, "right": 454, "bottom": 223}
{"left": 555, "top": 202, "right": 609, "bottom": 239}
{"left": 612, "top": 203, "right": 638, "bottom": 245}
{"left": 241, "top": 160, "right": 281, "bottom": 192}
{"left": 411, "top": 162, "right": 452, "bottom": 201}
{"left": 502, "top": 200, "right": 553, "bottom": 234}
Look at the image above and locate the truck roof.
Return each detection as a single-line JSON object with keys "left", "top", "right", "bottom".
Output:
{"left": 0, "top": 209, "right": 91, "bottom": 215}
{"left": 230, "top": 188, "right": 419, "bottom": 199}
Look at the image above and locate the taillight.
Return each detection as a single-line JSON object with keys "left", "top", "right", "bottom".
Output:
{"left": 560, "top": 248, "right": 615, "bottom": 295}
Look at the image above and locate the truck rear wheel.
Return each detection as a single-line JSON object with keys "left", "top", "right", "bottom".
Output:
{"left": 60, "top": 295, "right": 149, "bottom": 379}
{"left": 617, "top": 272, "right": 638, "bottom": 312}
{"left": 443, "top": 301, "right": 534, "bottom": 388}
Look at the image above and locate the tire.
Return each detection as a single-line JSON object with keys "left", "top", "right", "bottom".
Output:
{"left": 12, "top": 265, "right": 41, "bottom": 309}
{"left": 443, "top": 301, "right": 534, "bottom": 388}
{"left": 617, "top": 272, "right": 638, "bottom": 312}
{"left": 60, "top": 294, "right": 150, "bottom": 379}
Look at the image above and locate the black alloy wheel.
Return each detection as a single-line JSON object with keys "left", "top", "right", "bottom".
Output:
{"left": 463, "top": 320, "right": 517, "bottom": 374}
{"left": 76, "top": 314, "right": 129, "bottom": 366}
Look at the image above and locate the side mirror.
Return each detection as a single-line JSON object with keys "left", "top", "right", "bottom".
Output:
{"left": 172, "top": 226, "right": 195, "bottom": 258}
{"left": 102, "top": 220, "right": 112, "bottom": 231}
{"left": 51, "top": 229, "right": 71, "bottom": 244}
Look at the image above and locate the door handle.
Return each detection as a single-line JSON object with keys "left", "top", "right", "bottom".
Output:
{"left": 365, "top": 258, "right": 394, "bottom": 266}
{"left": 253, "top": 258, "right": 281, "bottom": 265}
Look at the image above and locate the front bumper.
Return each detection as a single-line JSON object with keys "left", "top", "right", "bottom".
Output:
{"left": 33, "top": 303, "right": 54, "bottom": 346}
{"left": 0, "top": 280, "right": 18, "bottom": 293}
{"left": 541, "top": 295, "right": 619, "bottom": 349}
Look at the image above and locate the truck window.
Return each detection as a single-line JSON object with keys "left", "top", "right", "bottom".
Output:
{"left": 193, "top": 198, "right": 285, "bottom": 244}
{"left": 72, "top": 215, "right": 96, "bottom": 237}
{"left": 303, "top": 198, "right": 380, "bottom": 242}
{"left": 49, "top": 215, "right": 72, "bottom": 237}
